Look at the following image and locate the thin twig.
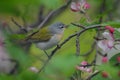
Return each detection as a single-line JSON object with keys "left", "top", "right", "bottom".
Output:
{"left": 85, "top": 70, "right": 100, "bottom": 80}
{"left": 71, "top": 23, "right": 86, "bottom": 29}
{"left": 22, "top": 16, "right": 27, "bottom": 28}
{"left": 38, "top": 58, "right": 50, "bottom": 73}
{"left": 76, "top": 34, "right": 80, "bottom": 56}
{"left": 83, "top": 13, "right": 91, "bottom": 23}
{"left": 37, "top": 0, "right": 72, "bottom": 29}
{"left": 11, "top": 17, "right": 23, "bottom": 29}
{"left": 11, "top": 17, "right": 28, "bottom": 33}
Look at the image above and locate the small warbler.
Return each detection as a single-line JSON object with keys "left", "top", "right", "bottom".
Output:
{"left": 25, "top": 22, "right": 67, "bottom": 50}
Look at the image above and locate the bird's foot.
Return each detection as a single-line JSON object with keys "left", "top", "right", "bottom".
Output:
{"left": 57, "top": 44, "right": 61, "bottom": 49}
{"left": 43, "top": 50, "right": 50, "bottom": 58}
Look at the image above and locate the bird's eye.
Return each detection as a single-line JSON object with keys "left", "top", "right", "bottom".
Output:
{"left": 60, "top": 26, "right": 64, "bottom": 28}
{"left": 59, "top": 24, "right": 64, "bottom": 28}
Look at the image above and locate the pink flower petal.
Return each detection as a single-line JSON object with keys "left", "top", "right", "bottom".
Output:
{"left": 117, "top": 56, "right": 120, "bottom": 63}
{"left": 105, "top": 26, "right": 115, "bottom": 33}
{"left": 98, "top": 40, "right": 110, "bottom": 52}
{"left": 102, "top": 57, "right": 108, "bottom": 63}
{"left": 102, "top": 32, "right": 114, "bottom": 40}
{"left": 107, "top": 40, "right": 114, "bottom": 48}
{"left": 81, "top": 61, "right": 88, "bottom": 65}
{"left": 84, "top": 3, "right": 90, "bottom": 9}
{"left": 76, "top": 66, "right": 85, "bottom": 71}
{"left": 29, "top": 67, "right": 38, "bottom": 73}
{"left": 70, "top": 2, "right": 79, "bottom": 12}
{"left": 86, "top": 68, "right": 92, "bottom": 73}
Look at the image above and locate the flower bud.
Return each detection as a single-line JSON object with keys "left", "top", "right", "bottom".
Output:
{"left": 117, "top": 56, "right": 120, "bottom": 63}
{"left": 84, "top": 3, "right": 90, "bottom": 9}
{"left": 29, "top": 67, "right": 38, "bottom": 73}
{"left": 81, "top": 61, "right": 88, "bottom": 65}
{"left": 70, "top": 2, "right": 79, "bottom": 12}
{"left": 118, "top": 71, "right": 120, "bottom": 77}
{"left": 102, "top": 57, "right": 108, "bottom": 63}
{"left": 105, "top": 26, "right": 114, "bottom": 33}
{"left": 101, "top": 71, "right": 109, "bottom": 78}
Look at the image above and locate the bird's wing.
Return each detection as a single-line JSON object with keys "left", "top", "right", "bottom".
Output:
{"left": 26, "top": 28, "right": 53, "bottom": 42}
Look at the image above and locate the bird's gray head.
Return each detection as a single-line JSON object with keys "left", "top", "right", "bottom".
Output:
{"left": 49, "top": 22, "right": 66, "bottom": 34}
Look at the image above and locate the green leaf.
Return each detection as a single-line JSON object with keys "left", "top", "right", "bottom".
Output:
{"left": 0, "top": 0, "right": 41, "bottom": 16}
{"left": 114, "top": 30, "right": 120, "bottom": 39}
{"left": 19, "top": 70, "right": 39, "bottom": 80}
{"left": 109, "top": 53, "right": 120, "bottom": 66}
{"left": 102, "top": 21, "right": 120, "bottom": 28}
{"left": 5, "top": 40, "right": 32, "bottom": 69}
{"left": 43, "top": 54, "right": 84, "bottom": 80}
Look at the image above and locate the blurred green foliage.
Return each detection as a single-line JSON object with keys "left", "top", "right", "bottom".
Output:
{"left": 0, "top": 0, "right": 120, "bottom": 80}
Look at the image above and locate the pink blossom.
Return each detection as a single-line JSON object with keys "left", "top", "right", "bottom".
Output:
{"left": 101, "top": 71, "right": 109, "bottom": 78}
{"left": 105, "top": 26, "right": 114, "bottom": 33}
{"left": 76, "top": 61, "right": 91, "bottom": 73}
{"left": 81, "top": 61, "right": 88, "bottom": 65}
{"left": 84, "top": 3, "right": 90, "bottom": 9}
{"left": 102, "top": 57, "right": 108, "bottom": 63}
{"left": 70, "top": 0, "right": 90, "bottom": 12}
{"left": 86, "top": 68, "right": 92, "bottom": 72}
{"left": 97, "top": 32, "right": 114, "bottom": 53}
{"left": 70, "top": 2, "right": 80, "bottom": 12}
{"left": 117, "top": 56, "right": 120, "bottom": 63}
{"left": 29, "top": 66, "right": 38, "bottom": 73}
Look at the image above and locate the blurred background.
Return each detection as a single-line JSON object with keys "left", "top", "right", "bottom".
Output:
{"left": 0, "top": 0, "right": 120, "bottom": 80}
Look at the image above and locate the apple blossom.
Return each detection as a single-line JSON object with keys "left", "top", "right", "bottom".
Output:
{"left": 81, "top": 60, "right": 88, "bottom": 65}
{"left": 70, "top": 0, "right": 90, "bottom": 12}
{"left": 29, "top": 66, "right": 38, "bottom": 73}
{"left": 117, "top": 56, "right": 120, "bottom": 63}
{"left": 101, "top": 71, "right": 109, "bottom": 78}
{"left": 102, "top": 57, "right": 108, "bottom": 63}
{"left": 118, "top": 71, "right": 120, "bottom": 77}
{"left": 97, "top": 32, "right": 114, "bottom": 53}
{"left": 83, "top": 3, "right": 90, "bottom": 9}
{"left": 105, "top": 26, "right": 114, "bottom": 34}
{"left": 70, "top": 2, "right": 80, "bottom": 12}
{"left": 76, "top": 61, "right": 91, "bottom": 73}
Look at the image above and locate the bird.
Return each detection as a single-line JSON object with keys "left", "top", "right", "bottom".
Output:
{"left": 24, "top": 22, "right": 67, "bottom": 56}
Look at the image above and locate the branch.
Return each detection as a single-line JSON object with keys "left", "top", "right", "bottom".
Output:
{"left": 11, "top": 17, "right": 23, "bottom": 29}
{"left": 11, "top": 18, "right": 27, "bottom": 33}
{"left": 38, "top": 24, "right": 104, "bottom": 73}
{"left": 76, "top": 34, "right": 80, "bottom": 56}
{"left": 71, "top": 23, "right": 86, "bottom": 29}
{"left": 38, "top": 58, "right": 49, "bottom": 73}
{"left": 86, "top": 70, "right": 100, "bottom": 80}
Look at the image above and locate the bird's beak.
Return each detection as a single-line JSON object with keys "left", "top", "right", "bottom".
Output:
{"left": 64, "top": 25, "right": 69, "bottom": 28}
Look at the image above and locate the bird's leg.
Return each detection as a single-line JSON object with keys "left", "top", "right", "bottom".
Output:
{"left": 57, "top": 44, "right": 61, "bottom": 49}
{"left": 43, "top": 50, "right": 50, "bottom": 58}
